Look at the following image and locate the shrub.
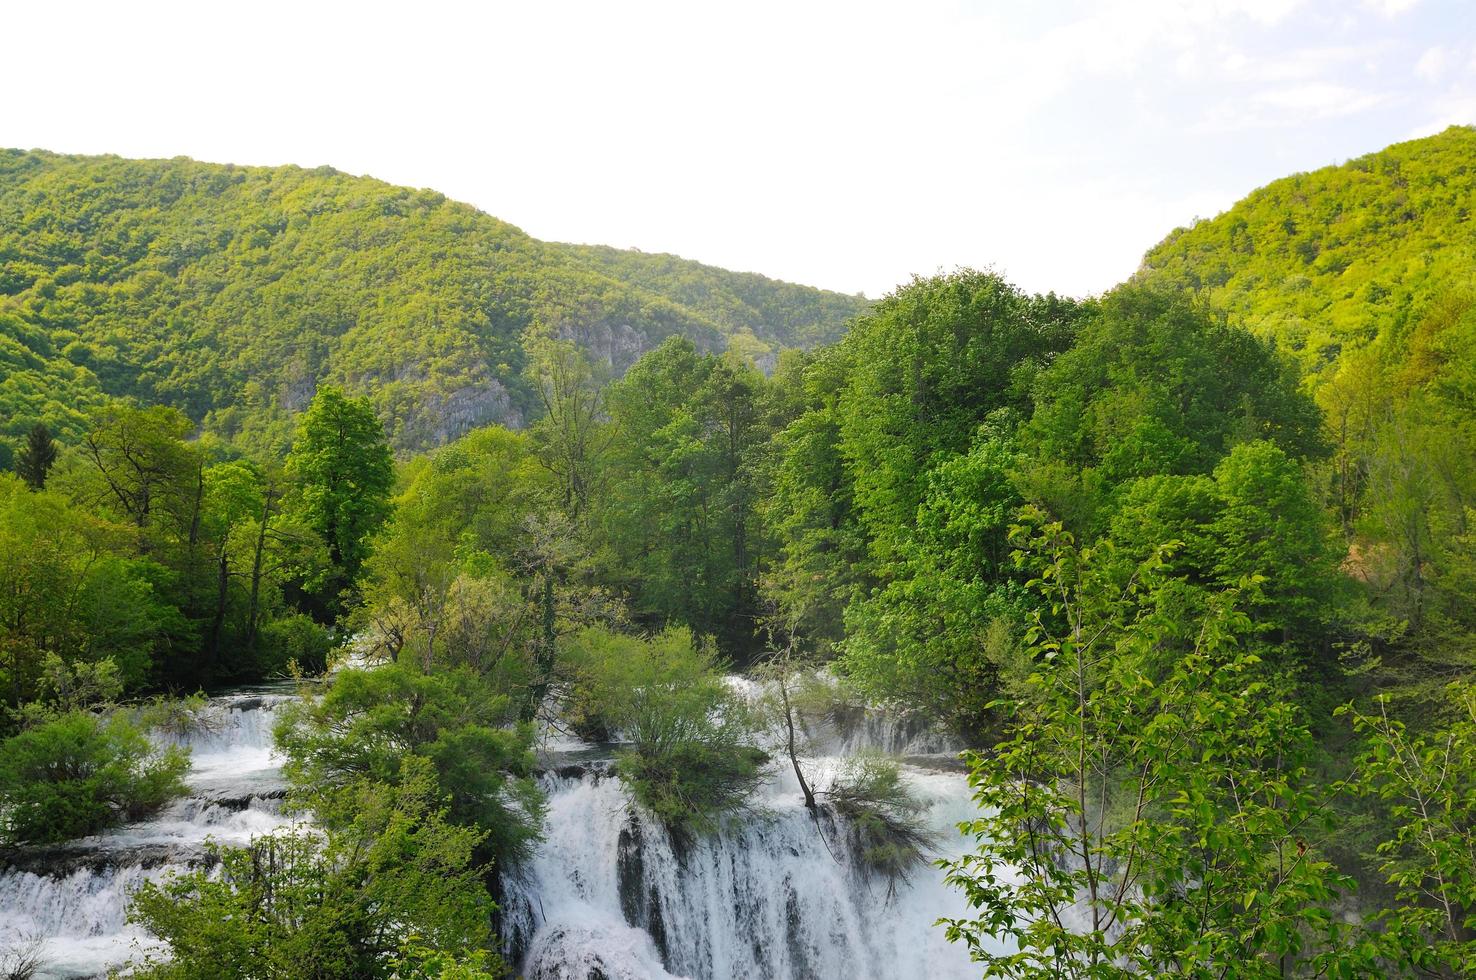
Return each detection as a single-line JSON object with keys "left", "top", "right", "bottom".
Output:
{"left": 257, "top": 612, "right": 333, "bottom": 675}
{"left": 129, "top": 760, "right": 499, "bottom": 979}
{"left": 564, "top": 626, "right": 768, "bottom": 835}
{"left": 275, "top": 661, "right": 543, "bottom": 867}
{"left": 0, "top": 709, "right": 189, "bottom": 844}
{"left": 826, "top": 753, "right": 938, "bottom": 886}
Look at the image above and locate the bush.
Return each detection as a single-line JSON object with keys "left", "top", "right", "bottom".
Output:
{"left": 0, "top": 709, "right": 189, "bottom": 844}
{"left": 256, "top": 612, "right": 333, "bottom": 675}
{"left": 825, "top": 753, "right": 938, "bottom": 886}
{"left": 129, "top": 760, "right": 499, "bottom": 979}
{"left": 564, "top": 626, "right": 768, "bottom": 836}
{"left": 275, "top": 660, "right": 543, "bottom": 867}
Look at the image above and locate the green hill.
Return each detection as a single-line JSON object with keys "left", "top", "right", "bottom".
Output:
{"left": 1136, "top": 125, "right": 1476, "bottom": 375}
{"left": 0, "top": 150, "right": 868, "bottom": 455}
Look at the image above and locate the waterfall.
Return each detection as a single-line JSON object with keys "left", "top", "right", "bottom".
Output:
{"left": 0, "top": 691, "right": 295, "bottom": 979}
{"left": 1, "top": 680, "right": 1005, "bottom": 979}
{"left": 506, "top": 704, "right": 1002, "bottom": 980}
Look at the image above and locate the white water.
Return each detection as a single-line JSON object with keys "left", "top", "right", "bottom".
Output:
{"left": 507, "top": 685, "right": 1005, "bottom": 980}
{"left": 1, "top": 678, "right": 1004, "bottom": 979}
{"left": 0, "top": 692, "right": 295, "bottom": 979}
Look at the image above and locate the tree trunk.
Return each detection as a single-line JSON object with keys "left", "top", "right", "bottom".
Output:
{"left": 206, "top": 554, "right": 230, "bottom": 679}
{"left": 783, "top": 679, "right": 816, "bottom": 810}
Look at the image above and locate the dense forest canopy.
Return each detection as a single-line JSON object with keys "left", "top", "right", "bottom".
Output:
{"left": 0, "top": 149, "right": 869, "bottom": 461}
{"left": 1139, "top": 124, "right": 1476, "bottom": 377}
{"left": 4, "top": 128, "right": 1476, "bottom": 977}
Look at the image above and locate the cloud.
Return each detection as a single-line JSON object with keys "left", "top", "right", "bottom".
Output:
{"left": 1257, "top": 82, "right": 1388, "bottom": 115}
{"left": 1219, "top": 42, "right": 1389, "bottom": 83}
{"left": 1192, "top": 81, "right": 1389, "bottom": 133}
{"left": 1406, "top": 95, "right": 1476, "bottom": 139}
{"left": 1362, "top": 0, "right": 1420, "bottom": 16}
{"left": 1416, "top": 45, "right": 1449, "bottom": 83}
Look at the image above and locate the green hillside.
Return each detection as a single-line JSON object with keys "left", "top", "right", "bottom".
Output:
{"left": 1140, "top": 125, "right": 1476, "bottom": 702}
{"left": 0, "top": 150, "right": 867, "bottom": 456}
{"left": 1137, "top": 125, "right": 1476, "bottom": 375}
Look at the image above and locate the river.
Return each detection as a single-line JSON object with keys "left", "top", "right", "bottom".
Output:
{"left": 0, "top": 681, "right": 999, "bottom": 979}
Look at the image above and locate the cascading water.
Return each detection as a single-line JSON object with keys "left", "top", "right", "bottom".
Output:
{"left": 0, "top": 690, "right": 295, "bottom": 979}
{"left": 1, "top": 677, "right": 1007, "bottom": 979}
{"left": 506, "top": 683, "right": 1006, "bottom": 980}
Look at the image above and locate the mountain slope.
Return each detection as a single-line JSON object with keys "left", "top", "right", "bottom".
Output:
{"left": 0, "top": 150, "right": 868, "bottom": 454}
{"left": 1136, "top": 125, "right": 1476, "bottom": 375}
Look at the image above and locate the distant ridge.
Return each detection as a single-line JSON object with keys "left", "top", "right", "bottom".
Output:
{"left": 0, "top": 149, "right": 869, "bottom": 453}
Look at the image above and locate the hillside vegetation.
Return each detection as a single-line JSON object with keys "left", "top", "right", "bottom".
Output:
{"left": 1138, "top": 124, "right": 1476, "bottom": 375}
{"left": 0, "top": 149, "right": 867, "bottom": 458}
{"left": 1141, "top": 127, "right": 1476, "bottom": 700}
{"left": 6, "top": 129, "right": 1476, "bottom": 975}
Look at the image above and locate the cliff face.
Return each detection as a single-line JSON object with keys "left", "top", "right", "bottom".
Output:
{"left": 0, "top": 150, "right": 869, "bottom": 453}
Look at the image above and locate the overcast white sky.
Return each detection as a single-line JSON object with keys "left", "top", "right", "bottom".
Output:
{"left": 4, "top": 1, "right": 1474, "bottom": 298}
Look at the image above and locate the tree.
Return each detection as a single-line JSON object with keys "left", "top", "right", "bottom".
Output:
{"left": 287, "top": 386, "right": 394, "bottom": 610}
{"left": 826, "top": 753, "right": 938, "bottom": 890}
{"left": 78, "top": 405, "right": 201, "bottom": 542}
{"left": 525, "top": 334, "right": 611, "bottom": 519}
{"left": 561, "top": 626, "right": 767, "bottom": 837}
{"left": 1106, "top": 440, "right": 1347, "bottom": 659}
{"left": 0, "top": 475, "right": 174, "bottom": 705}
{"left": 940, "top": 513, "right": 1359, "bottom": 977}
{"left": 14, "top": 422, "right": 57, "bottom": 491}
{"left": 128, "top": 758, "right": 500, "bottom": 979}
{"left": 275, "top": 661, "right": 544, "bottom": 869}
{"left": 1343, "top": 682, "right": 1476, "bottom": 977}
{"left": 598, "top": 338, "right": 773, "bottom": 651}
{"left": 835, "top": 271, "right": 1077, "bottom": 564}
{"left": 758, "top": 348, "right": 866, "bottom": 657}
{"left": 839, "top": 434, "right": 1031, "bottom": 729}
{"left": 1019, "top": 287, "right": 1324, "bottom": 525}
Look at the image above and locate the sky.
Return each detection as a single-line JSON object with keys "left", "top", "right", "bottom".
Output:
{"left": 4, "top": 0, "right": 1474, "bottom": 298}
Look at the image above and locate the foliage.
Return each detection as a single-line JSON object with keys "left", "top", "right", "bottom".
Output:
{"left": 256, "top": 612, "right": 332, "bottom": 676}
{"left": 595, "top": 338, "right": 774, "bottom": 652}
{"left": 13, "top": 422, "right": 55, "bottom": 490}
{"left": 1018, "top": 286, "right": 1324, "bottom": 510}
{"left": 524, "top": 334, "right": 611, "bottom": 519}
{"left": 0, "top": 474, "right": 173, "bottom": 704}
{"left": 275, "top": 661, "right": 543, "bottom": 868}
{"left": 833, "top": 270, "right": 1077, "bottom": 566}
{"left": 1138, "top": 126, "right": 1476, "bottom": 378}
{"left": 287, "top": 385, "right": 394, "bottom": 604}
{"left": 0, "top": 669, "right": 189, "bottom": 844}
{"left": 839, "top": 434, "right": 1031, "bottom": 728}
{"left": 939, "top": 515, "right": 1359, "bottom": 977}
{"left": 561, "top": 626, "right": 768, "bottom": 835}
{"left": 825, "top": 753, "right": 939, "bottom": 887}
{"left": 0, "top": 394, "right": 325, "bottom": 695}
{"left": 0, "top": 148, "right": 866, "bottom": 457}
{"left": 560, "top": 242, "right": 866, "bottom": 352}
{"left": 1106, "top": 440, "right": 1348, "bottom": 658}
{"left": 128, "top": 759, "right": 499, "bottom": 979}
{"left": 1342, "top": 682, "right": 1476, "bottom": 977}
{"left": 390, "top": 944, "right": 505, "bottom": 980}
{"left": 757, "top": 347, "right": 866, "bottom": 655}
{"left": 762, "top": 270, "right": 1079, "bottom": 710}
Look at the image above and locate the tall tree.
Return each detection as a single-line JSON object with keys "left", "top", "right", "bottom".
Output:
{"left": 525, "top": 334, "right": 611, "bottom": 520}
{"left": 80, "top": 406, "right": 200, "bottom": 541}
{"left": 14, "top": 423, "right": 57, "bottom": 491}
{"left": 941, "top": 513, "right": 1359, "bottom": 977}
{"left": 286, "top": 386, "right": 393, "bottom": 612}
{"left": 598, "top": 339, "right": 771, "bottom": 651}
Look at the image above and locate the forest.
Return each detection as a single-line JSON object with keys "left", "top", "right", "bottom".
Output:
{"left": 0, "top": 149, "right": 867, "bottom": 457}
{"left": 2, "top": 127, "right": 1476, "bottom": 978}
